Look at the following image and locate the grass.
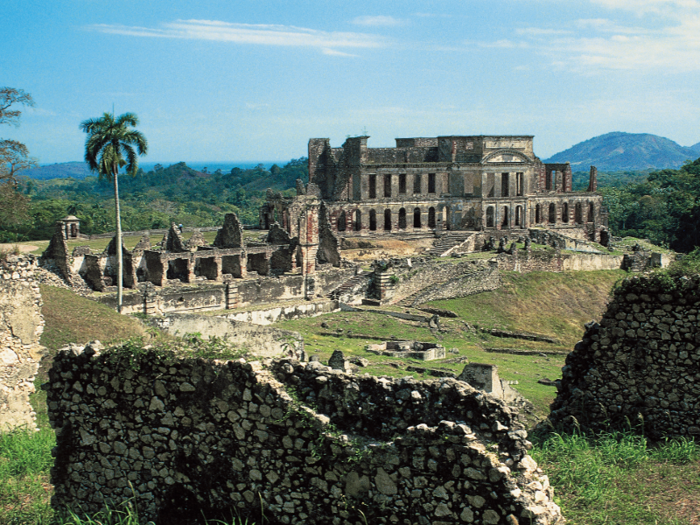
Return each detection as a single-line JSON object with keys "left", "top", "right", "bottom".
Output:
{"left": 278, "top": 270, "right": 624, "bottom": 418}
{"left": 532, "top": 429, "right": 700, "bottom": 525}
{"left": 5, "top": 268, "right": 698, "bottom": 523}
{"left": 39, "top": 285, "right": 146, "bottom": 352}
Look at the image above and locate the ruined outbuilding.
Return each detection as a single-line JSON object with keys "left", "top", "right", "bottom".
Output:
{"left": 44, "top": 212, "right": 342, "bottom": 297}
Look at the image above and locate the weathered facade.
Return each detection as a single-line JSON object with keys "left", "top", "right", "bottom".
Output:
{"left": 264, "top": 135, "right": 606, "bottom": 242}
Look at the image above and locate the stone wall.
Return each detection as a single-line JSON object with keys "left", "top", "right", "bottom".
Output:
{"left": 0, "top": 255, "right": 45, "bottom": 430}
{"left": 550, "top": 274, "right": 700, "bottom": 439}
{"left": 496, "top": 251, "right": 623, "bottom": 274}
{"left": 376, "top": 259, "right": 500, "bottom": 305}
{"left": 96, "top": 269, "right": 356, "bottom": 316}
{"left": 154, "top": 314, "right": 305, "bottom": 359}
{"left": 48, "top": 348, "right": 563, "bottom": 524}
{"left": 408, "top": 261, "right": 501, "bottom": 306}
{"left": 222, "top": 300, "right": 340, "bottom": 326}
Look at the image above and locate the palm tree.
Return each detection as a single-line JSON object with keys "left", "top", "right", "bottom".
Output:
{"left": 80, "top": 112, "right": 147, "bottom": 313}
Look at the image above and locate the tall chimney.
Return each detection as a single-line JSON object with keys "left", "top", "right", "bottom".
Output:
{"left": 588, "top": 166, "right": 598, "bottom": 192}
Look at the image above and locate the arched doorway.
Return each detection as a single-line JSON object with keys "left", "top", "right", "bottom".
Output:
{"left": 486, "top": 206, "right": 494, "bottom": 228}
{"left": 354, "top": 209, "right": 362, "bottom": 231}
{"left": 398, "top": 208, "right": 407, "bottom": 229}
{"left": 337, "top": 211, "right": 346, "bottom": 231}
{"left": 369, "top": 209, "right": 377, "bottom": 231}
{"left": 384, "top": 209, "right": 392, "bottom": 231}
{"left": 562, "top": 203, "right": 569, "bottom": 223}
{"left": 414, "top": 208, "right": 421, "bottom": 228}
{"left": 548, "top": 203, "right": 556, "bottom": 224}
{"left": 428, "top": 207, "right": 436, "bottom": 228}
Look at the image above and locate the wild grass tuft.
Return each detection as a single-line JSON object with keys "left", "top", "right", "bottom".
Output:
{"left": 532, "top": 429, "right": 700, "bottom": 525}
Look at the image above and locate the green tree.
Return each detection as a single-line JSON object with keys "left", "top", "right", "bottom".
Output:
{"left": 0, "top": 87, "right": 36, "bottom": 227}
{"left": 80, "top": 112, "right": 147, "bottom": 312}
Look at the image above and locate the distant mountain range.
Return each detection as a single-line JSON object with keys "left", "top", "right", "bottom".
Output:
{"left": 20, "top": 161, "right": 285, "bottom": 180}
{"left": 545, "top": 132, "right": 700, "bottom": 171}
{"left": 19, "top": 134, "right": 700, "bottom": 181}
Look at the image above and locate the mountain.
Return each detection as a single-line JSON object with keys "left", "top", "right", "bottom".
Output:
{"left": 22, "top": 161, "right": 93, "bottom": 180}
{"left": 545, "top": 132, "right": 699, "bottom": 171}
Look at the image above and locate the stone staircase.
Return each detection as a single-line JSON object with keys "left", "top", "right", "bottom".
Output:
{"left": 428, "top": 232, "right": 475, "bottom": 257}
{"left": 328, "top": 270, "right": 372, "bottom": 301}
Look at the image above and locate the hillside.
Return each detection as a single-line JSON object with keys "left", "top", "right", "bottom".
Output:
{"left": 546, "top": 132, "right": 698, "bottom": 171}
{"left": 23, "top": 161, "right": 93, "bottom": 180}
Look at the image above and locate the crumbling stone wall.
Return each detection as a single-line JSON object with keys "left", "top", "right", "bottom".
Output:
{"left": 550, "top": 274, "right": 700, "bottom": 439}
{"left": 154, "top": 314, "right": 305, "bottom": 359}
{"left": 374, "top": 258, "right": 501, "bottom": 305}
{"left": 0, "top": 255, "right": 44, "bottom": 430}
{"left": 48, "top": 349, "right": 563, "bottom": 525}
{"left": 496, "top": 251, "right": 623, "bottom": 273}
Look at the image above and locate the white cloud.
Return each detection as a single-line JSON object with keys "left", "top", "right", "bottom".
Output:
{"left": 499, "top": 2, "right": 700, "bottom": 73}
{"left": 591, "top": 0, "right": 700, "bottom": 15}
{"left": 87, "top": 19, "right": 387, "bottom": 55}
{"left": 322, "top": 48, "right": 358, "bottom": 57}
{"left": 515, "top": 27, "right": 571, "bottom": 36}
{"left": 478, "top": 39, "right": 528, "bottom": 49}
{"left": 351, "top": 15, "right": 406, "bottom": 27}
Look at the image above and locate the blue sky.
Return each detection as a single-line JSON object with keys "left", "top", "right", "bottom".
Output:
{"left": 4, "top": 0, "right": 700, "bottom": 164}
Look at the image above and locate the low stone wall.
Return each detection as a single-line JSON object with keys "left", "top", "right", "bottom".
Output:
{"left": 378, "top": 259, "right": 500, "bottom": 305}
{"left": 550, "top": 274, "right": 700, "bottom": 439}
{"left": 496, "top": 251, "right": 623, "bottom": 273}
{"left": 96, "top": 268, "right": 356, "bottom": 316}
{"left": 48, "top": 348, "right": 563, "bottom": 524}
{"left": 223, "top": 300, "right": 339, "bottom": 325}
{"left": 154, "top": 314, "right": 305, "bottom": 359}
{"left": 409, "top": 261, "right": 501, "bottom": 306}
{"left": 0, "top": 255, "right": 44, "bottom": 430}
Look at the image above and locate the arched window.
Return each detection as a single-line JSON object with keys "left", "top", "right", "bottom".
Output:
{"left": 384, "top": 209, "right": 392, "bottom": 231}
{"left": 588, "top": 202, "right": 595, "bottom": 222}
{"left": 337, "top": 211, "right": 346, "bottom": 231}
{"left": 515, "top": 206, "right": 523, "bottom": 226}
{"left": 398, "top": 208, "right": 407, "bottom": 229}
{"left": 354, "top": 209, "right": 362, "bottom": 231}
{"left": 548, "top": 203, "right": 556, "bottom": 224}
{"left": 369, "top": 209, "right": 377, "bottom": 231}
{"left": 575, "top": 203, "right": 583, "bottom": 224}
{"left": 562, "top": 203, "right": 569, "bottom": 223}
{"left": 486, "top": 206, "right": 495, "bottom": 228}
{"left": 502, "top": 206, "right": 509, "bottom": 228}
{"left": 535, "top": 204, "right": 541, "bottom": 224}
{"left": 428, "top": 207, "right": 436, "bottom": 228}
{"left": 414, "top": 208, "right": 421, "bottom": 228}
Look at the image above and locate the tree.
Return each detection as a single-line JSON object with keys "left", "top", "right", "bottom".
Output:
{"left": 0, "top": 87, "right": 36, "bottom": 227}
{"left": 80, "top": 112, "right": 147, "bottom": 313}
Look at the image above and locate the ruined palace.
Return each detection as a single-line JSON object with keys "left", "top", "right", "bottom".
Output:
{"left": 261, "top": 135, "right": 605, "bottom": 242}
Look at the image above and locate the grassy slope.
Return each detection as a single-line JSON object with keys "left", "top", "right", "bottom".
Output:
{"left": 40, "top": 285, "right": 146, "bottom": 351}
{"left": 3, "top": 271, "right": 698, "bottom": 524}
{"left": 278, "top": 270, "right": 624, "bottom": 418}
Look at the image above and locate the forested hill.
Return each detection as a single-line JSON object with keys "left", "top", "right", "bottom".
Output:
{"left": 545, "top": 132, "right": 697, "bottom": 171}
{"left": 2, "top": 159, "right": 307, "bottom": 242}
{"left": 24, "top": 161, "right": 93, "bottom": 180}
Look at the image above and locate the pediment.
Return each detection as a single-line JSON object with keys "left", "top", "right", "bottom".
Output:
{"left": 483, "top": 150, "right": 531, "bottom": 164}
